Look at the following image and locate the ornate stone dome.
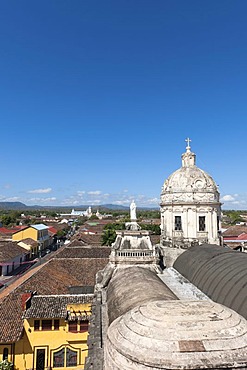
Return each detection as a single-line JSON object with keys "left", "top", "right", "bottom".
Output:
{"left": 105, "top": 300, "right": 247, "bottom": 369}
{"left": 161, "top": 142, "right": 220, "bottom": 204}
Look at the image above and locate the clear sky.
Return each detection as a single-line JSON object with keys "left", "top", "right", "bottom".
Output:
{"left": 0, "top": 1, "right": 247, "bottom": 209}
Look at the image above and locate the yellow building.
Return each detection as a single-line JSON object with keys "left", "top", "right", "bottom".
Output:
{"left": 17, "top": 238, "right": 39, "bottom": 259}
{"left": 2, "top": 293, "right": 92, "bottom": 370}
{"left": 12, "top": 224, "right": 51, "bottom": 253}
{"left": 0, "top": 240, "right": 108, "bottom": 370}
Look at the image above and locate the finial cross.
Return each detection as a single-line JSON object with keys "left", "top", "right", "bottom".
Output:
{"left": 185, "top": 137, "right": 191, "bottom": 148}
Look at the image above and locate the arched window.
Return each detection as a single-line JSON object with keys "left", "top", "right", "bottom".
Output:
{"left": 3, "top": 348, "right": 8, "bottom": 360}
{"left": 53, "top": 348, "right": 78, "bottom": 368}
{"left": 66, "top": 348, "right": 77, "bottom": 367}
{"left": 53, "top": 348, "right": 65, "bottom": 368}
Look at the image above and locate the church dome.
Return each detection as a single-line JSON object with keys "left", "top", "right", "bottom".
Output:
{"left": 105, "top": 300, "right": 247, "bottom": 369}
{"left": 161, "top": 140, "right": 220, "bottom": 204}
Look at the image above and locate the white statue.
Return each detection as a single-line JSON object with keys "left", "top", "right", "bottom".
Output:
{"left": 130, "top": 200, "right": 137, "bottom": 221}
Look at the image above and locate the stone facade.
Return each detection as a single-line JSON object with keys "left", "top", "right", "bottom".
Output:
{"left": 94, "top": 221, "right": 161, "bottom": 293}
{"left": 109, "top": 229, "right": 160, "bottom": 270}
{"left": 86, "top": 264, "right": 247, "bottom": 370}
{"left": 104, "top": 300, "right": 247, "bottom": 369}
{"left": 160, "top": 141, "right": 222, "bottom": 266}
{"left": 85, "top": 218, "right": 163, "bottom": 370}
{"left": 84, "top": 203, "right": 247, "bottom": 369}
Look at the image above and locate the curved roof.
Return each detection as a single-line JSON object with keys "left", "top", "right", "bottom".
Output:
{"left": 174, "top": 244, "right": 247, "bottom": 319}
{"left": 107, "top": 266, "right": 177, "bottom": 324}
{"left": 161, "top": 146, "right": 220, "bottom": 204}
{"left": 105, "top": 300, "right": 247, "bottom": 369}
{"left": 163, "top": 166, "right": 218, "bottom": 193}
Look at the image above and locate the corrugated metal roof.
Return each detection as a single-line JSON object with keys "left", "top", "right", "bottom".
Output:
{"left": 174, "top": 244, "right": 247, "bottom": 319}
{"left": 30, "top": 224, "right": 49, "bottom": 230}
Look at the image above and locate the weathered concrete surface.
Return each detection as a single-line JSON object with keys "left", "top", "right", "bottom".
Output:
{"left": 107, "top": 266, "right": 177, "bottom": 325}
{"left": 158, "top": 267, "right": 210, "bottom": 301}
{"left": 160, "top": 144, "right": 221, "bottom": 256}
{"left": 105, "top": 300, "right": 247, "bottom": 369}
{"left": 174, "top": 244, "right": 247, "bottom": 320}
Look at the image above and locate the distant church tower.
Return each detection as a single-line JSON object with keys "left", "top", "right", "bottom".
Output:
{"left": 160, "top": 139, "right": 222, "bottom": 266}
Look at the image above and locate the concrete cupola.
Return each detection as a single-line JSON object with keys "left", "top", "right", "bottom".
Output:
{"left": 181, "top": 138, "right": 196, "bottom": 167}
{"left": 160, "top": 138, "right": 222, "bottom": 267}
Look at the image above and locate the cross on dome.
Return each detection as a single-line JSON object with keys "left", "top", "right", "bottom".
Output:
{"left": 185, "top": 137, "right": 191, "bottom": 151}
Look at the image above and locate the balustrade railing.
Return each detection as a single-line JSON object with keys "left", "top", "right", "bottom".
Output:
{"left": 115, "top": 250, "right": 153, "bottom": 257}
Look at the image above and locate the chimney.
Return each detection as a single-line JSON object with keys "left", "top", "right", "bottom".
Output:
{"left": 21, "top": 291, "right": 36, "bottom": 311}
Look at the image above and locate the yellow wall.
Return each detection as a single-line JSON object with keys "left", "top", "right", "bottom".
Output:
{"left": 1, "top": 303, "right": 91, "bottom": 370}
{"left": 17, "top": 242, "right": 38, "bottom": 259}
{"left": 0, "top": 344, "right": 14, "bottom": 364}
{"left": 13, "top": 228, "right": 38, "bottom": 242}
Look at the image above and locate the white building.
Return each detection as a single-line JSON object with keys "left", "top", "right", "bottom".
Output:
{"left": 60, "top": 207, "right": 92, "bottom": 218}
{"left": 160, "top": 139, "right": 222, "bottom": 266}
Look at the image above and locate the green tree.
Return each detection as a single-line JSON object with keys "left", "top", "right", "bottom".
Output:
{"left": 1, "top": 215, "right": 13, "bottom": 226}
{"left": 76, "top": 216, "right": 87, "bottom": 226}
{"left": 101, "top": 228, "right": 117, "bottom": 246}
{"left": 0, "top": 360, "right": 13, "bottom": 370}
{"left": 225, "top": 210, "right": 244, "bottom": 225}
{"left": 89, "top": 214, "right": 98, "bottom": 220}
{"left": 101, "top": 223, "right": 125, "bottom": 246}
{"left": 57, "top": 228, "right": 69, "bottom": 239}
{"left": 139, "top": 223, "right": 161, "bottom": 235}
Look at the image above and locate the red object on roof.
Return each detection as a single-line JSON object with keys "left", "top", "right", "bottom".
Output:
{"left": 223, "top": 233, "right": 247, "bottom": 241}
{"left": 21, "top": 292, "right": 32, "bottom": 311}
{"left": 237, "top": 233, "right": 247, "bottom": 240}
{"left": 0, "top": 226, "right": 28, "bottom": 235}
{"left": 0, "top": 227, "right": 18, "bottom": 234}
{"left": 48, "top": 226, "right": 58, "bottom": 234}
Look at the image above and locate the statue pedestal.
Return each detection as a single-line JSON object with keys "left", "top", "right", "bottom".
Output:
{"left": 125, "top": 221, "right": 141, "bottom": 231}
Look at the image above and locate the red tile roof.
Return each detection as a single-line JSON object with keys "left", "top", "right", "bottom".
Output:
{"left": 48, "top": 226, "right": 58, "bottom": 234}
{"left": 0, "top": 241, "right": 28, "bottom": 263}
{"left": 223, "top": 232, "right": 247, "bottom": 241}
{"left": 75, "top": 233, "right": 102, "bottom": 245}
{"left": 23, "top": 294, "right": 93, "bottom": 319}
{"left": 68, "top": 239, "right": 87, "bottom": 247}
{"left": 222, "top": 225, "right": 247, "bottom": 237}
{"left": 0, "top": 226, "right": 27, "bottom": 235}
{"left": 18, "top": 238, "right": 38, "bottom": 247}
{"left": 237, "top": 233, "right": 247, "bottom": 240}
{"left": 54, "top": 246, "right": 111, "bottom": 259}
{"left": 0, "top": 244, "right": 108, "bottom": 343}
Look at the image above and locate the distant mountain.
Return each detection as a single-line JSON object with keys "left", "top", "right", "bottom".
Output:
{"left": 0, "top": 202, "right": 29, "bottom": 210}
{"left": 98, "top": 204, "right": 129, "bottom": 210}
{"left": 99, "top": 204, "right": 159, "bottom": 211}
{"left": 0, "top": 202, "right": 158, "bottom": 211}
{"left": 0, "top": 202, "right": 46, "bottom": 210}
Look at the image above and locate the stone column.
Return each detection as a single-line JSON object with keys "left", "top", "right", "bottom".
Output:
{"left": 183, "top": 208, "right": 188, "bottom": 238}
{"left": 207, "top": 208, "right": 213, "bottom": 242}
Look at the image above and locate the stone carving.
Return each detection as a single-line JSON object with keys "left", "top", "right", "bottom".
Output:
{"left": 125, "top": 222, "right": 141, "bottom": 231}
{"left": 160, "top": 141, "right": 222, "bottom": 260}
{"left": 161, "top": 191, "right": 218, "bottom": 204}
{"left": 162, "top": 166, "right": 218, "bottom": 195}
{"left": 130, "top": 200, "right": 137, "bottom": 221}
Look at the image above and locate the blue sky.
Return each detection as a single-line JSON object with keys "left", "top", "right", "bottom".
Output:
{"left": 0, "top": 1, "right": 247, "bottom": 209}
